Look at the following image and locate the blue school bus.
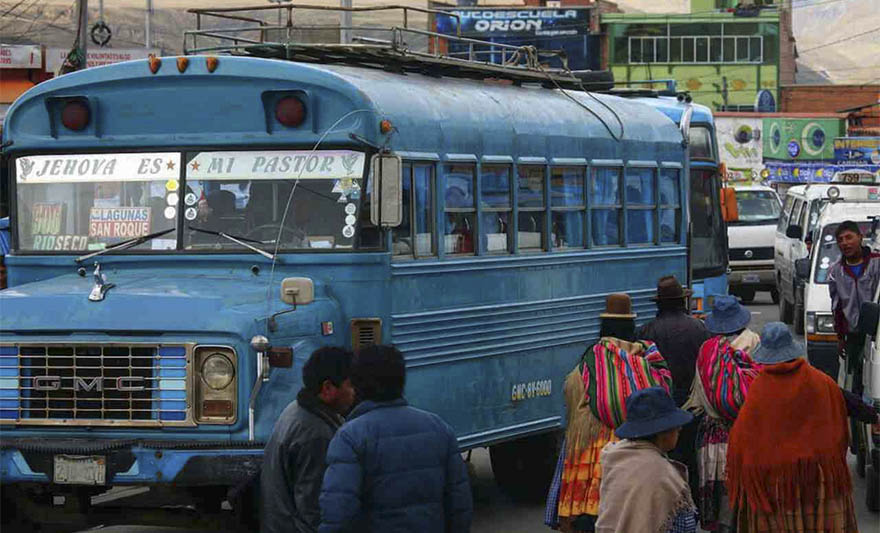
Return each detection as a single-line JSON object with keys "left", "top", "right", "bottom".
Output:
{"left": 0, "top": 44, "right": 693, "bottom": 526}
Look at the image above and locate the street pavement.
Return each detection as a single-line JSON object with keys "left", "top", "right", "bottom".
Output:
{"left": 72, "top": 292, "right": 880, "bottom": 532}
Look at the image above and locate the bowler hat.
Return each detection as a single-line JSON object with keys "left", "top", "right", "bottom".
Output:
{"left": 704, "top": 295, "right": 752, "bottom": 335}
{"left": 752, "top": 322, "right": 803, "bottom": 364}
{"left": 615, "top": 386, "right": 694, "bottom": 439}
{"left": 651, "top": 275, "right": 693, "bottom": 301}
{"left": 600, "top": 293, "right": 636, "bottom": 319}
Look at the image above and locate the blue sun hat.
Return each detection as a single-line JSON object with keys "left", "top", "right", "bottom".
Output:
{"left": 752, "top": 322, "right": 804, "bottom": 364}
{"left": 615, "top": 386, "right": 694, "bottom": 439}
{"left": 704, "top": 295, "right": 752, "bottom": 335}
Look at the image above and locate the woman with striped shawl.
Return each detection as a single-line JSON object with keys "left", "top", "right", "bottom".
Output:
{"left": 683, "top": 295, "right": 762, "bottom": 532}
{"left": 553, "top": 293, "right": 672, "bottom": 532}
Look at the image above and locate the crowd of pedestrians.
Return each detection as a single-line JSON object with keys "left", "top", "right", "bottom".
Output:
{"left": 256, "top": 220, "right": 878, "bottom": 533}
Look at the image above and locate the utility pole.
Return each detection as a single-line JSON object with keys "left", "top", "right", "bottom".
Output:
{"left": 721, "top": 76, "right": 729, "bottom": 111}
{"left": 76, "top": 0, "right": 89, "bottom": 61}
{"left": 145, "top": 0, "right": 153, "bottom": 48}
{"left": 340, "top": 0, "right": 352, "bottom": 44}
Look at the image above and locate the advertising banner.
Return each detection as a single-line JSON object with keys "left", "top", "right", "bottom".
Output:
{"left": 185, "top": 150, "right": 365, "bottom": 181}
{"left": 0, "top": 44, "right": 41, "bottom": 69}
{"left": 717, "top": 116, "right": 763, "bottom": 182}
{"left": 16, "top": 153, "right": 179, "bottom": 183}
{"left": 436, "top": 8, "right": 590, "bottom": 38}
{"left": 762, "top": 161, "right": 880, "bottom": 183}
{"left": 45, "top": 48, "right": 160, "bottom": 73}
{"left": 833, "top": 137, "right": 880, "bottom": 164}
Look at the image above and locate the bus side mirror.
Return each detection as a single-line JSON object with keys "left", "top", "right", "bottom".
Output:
{"left": 786, "top": 225, "right": 803, "bottom": 239}
{"left": 858, "top": 302, "right": 879, "bottom": 337}
{"left": 794, "top": 258, "right": 810, "bottom": 280}
{"left": 370, "top": 154, "right": 403, "bottom": 228}
{"left": 720, "top": 187, "right": 738, "bottom": 222}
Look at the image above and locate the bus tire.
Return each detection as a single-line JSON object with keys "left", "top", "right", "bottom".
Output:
{"left": 867, "top": 465, "right": 879, "bottom": 512}
{"left": 489, "top": 432, "right": 560, "bottom": 501}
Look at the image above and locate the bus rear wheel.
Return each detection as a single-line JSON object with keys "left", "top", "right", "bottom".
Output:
{"left": 489, "top": 432, "right": 560, "bottom": 502}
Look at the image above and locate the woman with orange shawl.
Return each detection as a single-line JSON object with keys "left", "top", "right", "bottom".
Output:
{"left": 552, "top": 294, "right": 672, "bottom": 532}
{"left": 727, "top": 322, "right": 858, "bottom": 532}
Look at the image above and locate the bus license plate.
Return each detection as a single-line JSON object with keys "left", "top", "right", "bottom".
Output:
{"left": 54, "top": 455, "right": 106, "bottom": 485}
{"left": 742, "top": 274, "right": 760, "bottom": 284}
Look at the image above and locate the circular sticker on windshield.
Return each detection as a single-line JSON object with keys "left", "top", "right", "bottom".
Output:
{"left": 342, "top": 225, "right": 355, "bottom": 239}
{"left": 345, "top": 214, "right": 356, "bottom": 226}
{"left": 164, "top": 206, "right": 177, "bottom": 219}
{"left": 824, "top": 235, "right": 833, "bottom": 242}
{"left": 185, "top": 192, "right": 198, "bottom": 206}
{"left": 165, "top": 179, "right": 179, "bottom": 192}
{"left": 185, "top": 207, "right": 198, "bottom": 221}
{"left": 345, "top": 203, "right": 357, "bottom": 215}
{"left": 166, "top": 192, "right": 179, "bottom": 206}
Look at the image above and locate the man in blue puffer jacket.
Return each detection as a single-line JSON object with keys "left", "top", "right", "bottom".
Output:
{"left": 319, "top": 345, "right": 473, "bottom": 533}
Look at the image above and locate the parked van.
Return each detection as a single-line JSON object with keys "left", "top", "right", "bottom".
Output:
{"left": 774, "top": 172, "right": 880, "bottom": 333}
{"left": 727, "top": 185, "right": 782, "bottom": 303}
{"left": 797, "top": 201, "right": 878, "bottom": 380}
{"left": 855, "top": 222, "right": 879, "bottom": 511}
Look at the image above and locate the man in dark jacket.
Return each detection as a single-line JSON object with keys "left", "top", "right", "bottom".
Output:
{"left": 319, "top": 345, "right": 472, "bottom": 533}
{"left": 261, "top": 347, "right": 355, "bottom": 533}
{"left": 636, "top": 275, "right": 711, "bottom": 501}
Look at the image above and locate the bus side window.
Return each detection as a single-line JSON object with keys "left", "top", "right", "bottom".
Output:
{"left": 625, "top": 167, "right": 655, "bottom": 245}
{"left": 659, "top": 169, "right": 681, "bottom": 244}
{"left": 480, "top": 165, "right": 511, "bottom": 254}
{"left": 517, "top": 166, "right": 545, "bottom": 251}
{"left": 393, "top": 163, "right": 435, "bottom": 258}
{"left": 550, "top": 166, "right": 585, "bottom": 249}
{"left": 444, "top": 164, "right": 475, "bottom": 255}
{"left": 590, "top": 167, "right": 622, "bottom": 246}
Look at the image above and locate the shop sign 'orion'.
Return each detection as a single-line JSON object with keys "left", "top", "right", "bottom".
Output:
{"left": 31, "top": 376, "right": 146, "bottom": 392}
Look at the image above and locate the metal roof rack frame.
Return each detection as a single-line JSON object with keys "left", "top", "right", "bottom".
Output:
{"left": 183, "top": 3, "right": 615, "bottom": 91}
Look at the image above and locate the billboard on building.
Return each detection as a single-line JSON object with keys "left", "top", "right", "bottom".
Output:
{"left": 762, "top": 117, "right": 845, "bottom": 161}
{"left": 717, "top": 116, "right": 763, "bottom": 182}
{"left": 432, "top": 7, "right": 598, "bottom": 70}
{"left": 0, "top": 44, "right": 41, "bottom": 69}
{"left": 45, "top": 48, "right": 160, "bottom": 74}
{"left": 833, "top": 137, "right": 880, "bottom": 165}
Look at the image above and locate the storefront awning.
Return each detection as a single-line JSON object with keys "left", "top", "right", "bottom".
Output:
{"left": 0, "top": 78, "right": 35, "bottom": 105}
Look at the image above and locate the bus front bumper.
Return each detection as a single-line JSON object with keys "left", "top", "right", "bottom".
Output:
{"left": 0, "top": 439, "right": 262, "bottom": 486}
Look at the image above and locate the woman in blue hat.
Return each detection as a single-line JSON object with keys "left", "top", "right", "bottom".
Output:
{"left": 595, "top": 387, "right": 698, "bottom": 533}
{"left": 683, "top": 295, "right": 762, "bottom": 532}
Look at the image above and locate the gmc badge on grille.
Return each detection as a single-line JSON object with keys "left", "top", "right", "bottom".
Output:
{"left": 32, "top": 376, "right": 146, "bottom": 392}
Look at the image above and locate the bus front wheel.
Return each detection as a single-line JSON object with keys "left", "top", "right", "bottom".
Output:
{"left": 489, "top": 431, "right": 561, "bottom": 501}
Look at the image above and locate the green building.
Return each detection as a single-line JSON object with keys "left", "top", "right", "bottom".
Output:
{"left": 601, "top": 2, "right": 785, "bottom": 110}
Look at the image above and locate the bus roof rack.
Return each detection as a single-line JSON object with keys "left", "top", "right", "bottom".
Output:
{"left": 184, "top": 3, "right": 615, "bottom": 91}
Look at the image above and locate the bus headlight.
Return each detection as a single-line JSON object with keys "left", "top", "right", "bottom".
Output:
{"left": 195, "top": 347, "right": 237, "bottom": 423}
{"left": 202, "top": 353, "right": 235, "bottom": 390}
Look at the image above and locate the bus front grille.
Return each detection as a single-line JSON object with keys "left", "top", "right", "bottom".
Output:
{"left": 0, "top": 344, "right": 193, "bottom": 426}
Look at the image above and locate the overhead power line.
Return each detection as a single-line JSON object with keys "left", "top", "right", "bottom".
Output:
{"left": 799, "top": 26, "right": 880, "bottom": 53}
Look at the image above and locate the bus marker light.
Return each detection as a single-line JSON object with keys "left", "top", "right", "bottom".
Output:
{"left": 275, "top": 96, "right": 306, "bottom": 127}
{"left": 380, "top": 119, "right": 393, "bottom": 134}
{"left": 61, "top": 100, "right": 90, "bottom": 131}
{"left": 148, "top": 55, "right": 161, "bottom": 74}
{"left": 177, "top": 57, "right": 189, "bottom": 73}
{"left": 206, "top": 56, "right": 219, "bottom": 72}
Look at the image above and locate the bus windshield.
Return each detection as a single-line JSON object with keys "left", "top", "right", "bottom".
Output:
{"left": 813, "top": 221, "right": 873, "bottom": 283}
{"left": 690, "top": 168, "right": 727, "bottom": 278}
{"left": 731, "top": 190, "right": 781, "bottom": 225}
{"left": 14, "top": 150, "right": 372, "bottom": 253}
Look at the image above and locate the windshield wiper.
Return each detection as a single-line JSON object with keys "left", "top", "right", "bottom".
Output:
{"left": 187, "top": 226, "right": 276, "bottom": 260}
{"left": 75, "top": 228, "right": 175, "bottom": 263}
